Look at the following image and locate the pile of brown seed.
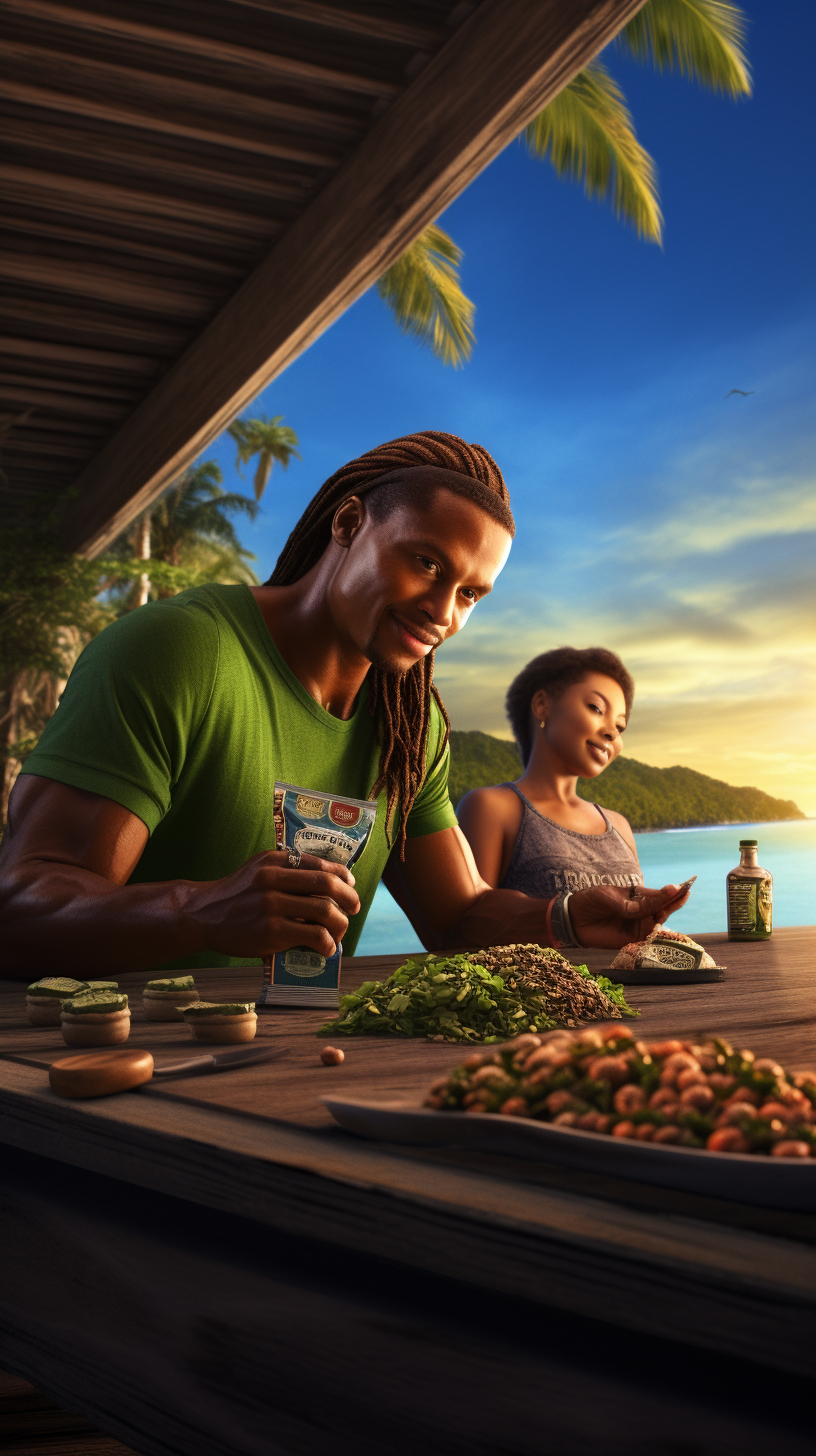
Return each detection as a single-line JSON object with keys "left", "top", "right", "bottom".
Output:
{"left": 476, "top": 944, "right": 625, "bottom": 1028}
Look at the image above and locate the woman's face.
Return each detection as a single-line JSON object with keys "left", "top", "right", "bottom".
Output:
{"left": 532, "top": 672, "right": 628, "bottom": 778}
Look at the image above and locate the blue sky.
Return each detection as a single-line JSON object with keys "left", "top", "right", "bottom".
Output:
{"left": 207, "top": 1, "right": 816, "bottom": 812}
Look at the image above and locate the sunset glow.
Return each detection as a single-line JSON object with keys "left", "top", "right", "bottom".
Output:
{"left": 211, "top": 2, "right": 815, "bottom": 815}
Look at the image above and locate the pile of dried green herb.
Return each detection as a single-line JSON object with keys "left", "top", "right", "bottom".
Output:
{"left": 319, "top": 947, "right": 636, "bottom": 1044}
{"left": 476, "top": 944, "right": 635, "bottom": 1027}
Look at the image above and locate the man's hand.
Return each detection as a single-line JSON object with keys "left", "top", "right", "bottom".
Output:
{"left": 0, "top": 776, "right": 360, "bottom": 976}
{"left": 185, "top": 850, "right": 359, "bottom": 960}
{"left": 569, "top": 883, "right": 691, "bottom": 949}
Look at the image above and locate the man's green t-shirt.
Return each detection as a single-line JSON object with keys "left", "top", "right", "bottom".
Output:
{"left": 22, "top": 585, "right": 456, "bottom": 968}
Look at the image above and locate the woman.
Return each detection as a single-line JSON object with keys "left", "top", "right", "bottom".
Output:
{"left": 457, "top": 647, "right": 644, "bottom": 943}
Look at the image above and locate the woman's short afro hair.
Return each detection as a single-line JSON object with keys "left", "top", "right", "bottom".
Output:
{"left": 506, "top": 646, "right": 635, "bottom": 767}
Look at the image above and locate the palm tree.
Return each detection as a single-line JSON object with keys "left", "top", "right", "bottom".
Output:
{"left": 378, "top": 0, "right": 751, "bottom": 365}
{"left": 227, "top": 414, "right": 300, "bottom": 501}
{"left": 108, "top": 460, "right": 260, "bottom": 609}
{"left": 147, "top": 460, "right": 259, "bottom": 574}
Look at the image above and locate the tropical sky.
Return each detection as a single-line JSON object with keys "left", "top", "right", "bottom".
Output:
{"left": 207, "top": 1, "right": 816, "bottom": 815}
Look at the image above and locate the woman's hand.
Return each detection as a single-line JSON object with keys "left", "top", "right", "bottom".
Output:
{"left": 569, "top": 882, "right": 691, "bottom": 949}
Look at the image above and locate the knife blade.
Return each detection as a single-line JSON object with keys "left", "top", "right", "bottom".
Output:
{"left": 151, "top": 1044, "right": 289, "bottom": 1079}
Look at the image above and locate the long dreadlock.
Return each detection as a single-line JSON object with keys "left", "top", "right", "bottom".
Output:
{"left": 270, "top": 431, "right": 514, "bottom": 856}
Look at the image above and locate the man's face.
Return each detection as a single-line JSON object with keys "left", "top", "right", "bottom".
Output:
{"left": 329, "top": 487, "right": 512, "bottom": 673}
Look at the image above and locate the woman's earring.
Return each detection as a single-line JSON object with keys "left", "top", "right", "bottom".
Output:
{"left": 539, "top": 719, "right": 546, "bottom": 730}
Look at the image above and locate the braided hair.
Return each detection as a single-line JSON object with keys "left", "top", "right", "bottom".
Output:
{"left": 270, "top": 431, "right": 513, "bottom": 855}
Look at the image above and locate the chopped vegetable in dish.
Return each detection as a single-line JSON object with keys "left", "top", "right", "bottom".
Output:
{"left": 425, "top": 1028, "right": 816, "bottom": 1156}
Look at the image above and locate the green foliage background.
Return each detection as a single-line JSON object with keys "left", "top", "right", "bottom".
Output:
{"left": 447, "top": 730, "right": 804, "bottom": 831}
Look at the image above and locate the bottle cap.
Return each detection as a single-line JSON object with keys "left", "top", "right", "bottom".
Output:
{"left": 739, "top": 839, "right": 758, "bottom": 847}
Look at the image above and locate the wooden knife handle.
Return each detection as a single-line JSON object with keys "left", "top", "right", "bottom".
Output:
{"left": 49, "top": 1048, "right": 154, "bottom": 1099}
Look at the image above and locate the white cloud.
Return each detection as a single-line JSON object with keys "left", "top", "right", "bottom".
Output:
{"left": 622, "top": 475, "right": 816, "bottom": 557}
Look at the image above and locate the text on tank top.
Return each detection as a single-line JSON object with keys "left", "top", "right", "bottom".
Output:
{"left": 498, "top": 783, "right": 644, "bottom": 899}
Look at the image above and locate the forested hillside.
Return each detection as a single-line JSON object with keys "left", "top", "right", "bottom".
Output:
{"left": 447, "top": 731, "right": 523, "bottom": 806}
{"left": 447, "top": 730, "right": 804, "bottom": 832}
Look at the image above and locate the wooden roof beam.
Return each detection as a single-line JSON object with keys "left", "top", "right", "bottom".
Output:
{"left": 0, "top": 255, "right": 215, "bottom": 321}
{"left": 2, "top": 297, "right": 192, "bottom": 354}
{"left": 0, "top": 375, "right": 139, "bottom": 403}
{"left": 229, "top": 0, "right": 450, "bottom": 50}
{"left": 0, "top": 394, "right": 125, "bottom": 425}
{"left": 0, "top": 215, "right": 248, "bottom": 279}
{"left": 8, "top": 120, "right": 314, "bottom": 204}
{"left": 0, "top": 0, "right": 403, "bottom": 98}
{"left": 0, "top": 336, "right": 161, "bottom": 376}
{"left": 61, "top": 0, "right": 647, "bottom": 557}
{"left": 0, "top": 79, "right": 344, "bottom": 167}
{"left": 0, "top": 164, "right": 283, "bottom": 236}
{"left": 1, "top": 40, "right": 364, "bottom": 139}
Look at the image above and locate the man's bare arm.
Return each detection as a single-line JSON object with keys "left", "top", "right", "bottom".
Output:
{"left": 384, "top": 825, "right": 690, "bottom": 951}
{"left": 0, "top": 776, "right": 359, "bottom": 978}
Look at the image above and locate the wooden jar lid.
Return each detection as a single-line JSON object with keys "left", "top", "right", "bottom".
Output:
{"left": 49, "top": 1048, "right": 154, "bottom": 1099}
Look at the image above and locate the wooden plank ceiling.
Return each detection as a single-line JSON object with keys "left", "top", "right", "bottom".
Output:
{"left": 0, "top": 0, "right": 646, "bottom": 554}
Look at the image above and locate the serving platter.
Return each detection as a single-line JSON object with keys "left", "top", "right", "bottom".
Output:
{"left": 323, "top": 1096, "right": 816, "bottom": 1211}
{"left": 601, "top": 965, "right": 725, "bottom": 985}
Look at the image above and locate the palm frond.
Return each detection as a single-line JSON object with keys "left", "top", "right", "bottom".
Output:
{"left": 618, "top": 0, "right": 751, "bottom": 97}
{"left": 186, "top": 460, "right": 223, "bottom": 489}
{"left": 108, "top": 460, "right": 259, "bottom": 575}
{"left": 167, "top": 492, "right": 258, "bottom": 553}
{"left": 201, "top": 489, "right": 259, "bottom": 517}
{"left": 183, "top": 513, "right": 246, "bottom": 553}
{"left": 176, "top": 488, "right": 259, "bottom": 521}
{"left": 227, "top": 418, "right": 254, "bottom": 468}
{"left": 178, "top": 540, "right": 259, "bottom": 588}
{"left": 377, "top": 224, "right": 475, "bottom": 367}
{"left": 525, "top": 61, "right": 662, "bottom": 243}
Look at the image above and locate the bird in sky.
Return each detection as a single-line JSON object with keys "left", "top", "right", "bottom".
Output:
{"left": 724, "top": 389, "right": 754, "bottom": 398}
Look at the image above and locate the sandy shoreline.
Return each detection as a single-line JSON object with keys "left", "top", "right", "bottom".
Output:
{"left": 634, "top": 817, "right": 810, "bottom": 836}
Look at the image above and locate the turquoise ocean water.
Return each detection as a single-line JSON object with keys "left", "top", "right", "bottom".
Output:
{"left": 355, "top": 819, "right": 815, "bottom": 955}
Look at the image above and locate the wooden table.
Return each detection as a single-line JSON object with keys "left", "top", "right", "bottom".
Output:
{"left": 1, "top": 929, "right": 815, "bottom": 1456}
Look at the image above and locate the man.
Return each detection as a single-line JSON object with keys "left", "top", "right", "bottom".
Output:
{"left": 0, "top": 431, "right": 686, "bottom": 976}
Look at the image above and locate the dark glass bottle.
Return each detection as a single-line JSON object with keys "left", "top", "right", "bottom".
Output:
{"left": 726, "top": 839, "right": 773, "bottom": 941}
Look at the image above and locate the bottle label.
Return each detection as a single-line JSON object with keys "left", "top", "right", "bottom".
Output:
{"left": 728, "top": 877, "right": 772, "bottom": 935}
{"left": 758, "top": 878, "right": 773, "bottom": 933}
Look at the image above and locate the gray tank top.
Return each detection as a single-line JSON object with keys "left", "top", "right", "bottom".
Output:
{"left": 498, "top": 783, "right": 643, "bottom": 899}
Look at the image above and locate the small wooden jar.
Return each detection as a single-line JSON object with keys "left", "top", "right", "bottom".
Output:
{"left": 61, "top": 991, "right": 131, "bottom": 1048}
{"left": 143, "top": 977, "right": 200, "bottom": 1022}
{"left": 182, "top": 1003, "right": 257, "bottom": 1044}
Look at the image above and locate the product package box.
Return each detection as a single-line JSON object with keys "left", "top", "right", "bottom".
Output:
{"left": 257, "top": 783, "right": 377, "bottom": 1009}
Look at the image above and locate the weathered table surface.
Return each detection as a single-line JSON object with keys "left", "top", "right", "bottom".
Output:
{"left": 1, "top": 928, "right": 815, "bottom": 1456}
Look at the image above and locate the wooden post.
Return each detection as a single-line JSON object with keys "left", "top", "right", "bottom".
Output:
{"left": 136, "top": 512, "right": 151, "bottom": 608}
